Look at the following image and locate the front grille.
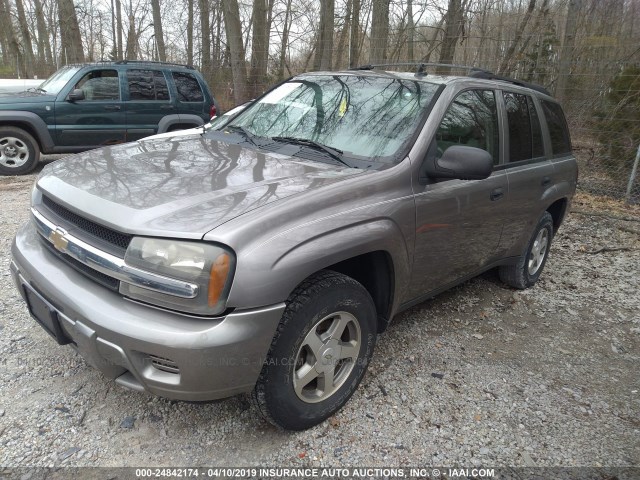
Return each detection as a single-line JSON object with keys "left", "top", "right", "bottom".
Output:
{"left": 41, "top": 195, "right": 133, "bottom": 255}
{"left": 149, "top": 355, "right": 180, "bottom": 374}
{"left": 41, "top": 240, "right": 120, "bottom": 291}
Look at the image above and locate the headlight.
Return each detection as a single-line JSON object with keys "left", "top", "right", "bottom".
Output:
{"left": 120, "top": 237, "right": 235, "bottom": 316}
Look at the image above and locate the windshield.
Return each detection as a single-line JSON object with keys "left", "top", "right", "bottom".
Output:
{"left": 38, "top": 66, "right": 81, "bottom": 94}
{"left": 229, "top": 74, "right": 440, "bottom": 162}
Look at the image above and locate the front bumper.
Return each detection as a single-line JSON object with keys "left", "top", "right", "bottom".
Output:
{"left": 11, "top": 220, "right": 285, "bottom": 401}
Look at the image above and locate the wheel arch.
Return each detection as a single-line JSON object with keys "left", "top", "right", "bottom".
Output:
{"left": 157, "top": 114, "right": 205, "bottom": 133}
{"left": 325, "top": 251, "right": 395, "bottom": 333}
{"left": 546, "top": 197, "right": 569, "bottom": 233}
{"left": 0, "top": 112, "right": 55, "bottom": 152}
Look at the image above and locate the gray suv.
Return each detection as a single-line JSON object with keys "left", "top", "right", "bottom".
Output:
{"left": 10, "top": 65, "right": 577, "bottom": 430}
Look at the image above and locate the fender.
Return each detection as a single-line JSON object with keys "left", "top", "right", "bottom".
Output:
{"left": 507, "top": 183, "right": 572, "bottom": 258}
{"left": 0, "top": 111, "right": 55, "bottom": 152}
{"left": 225, "top": 217, "right": 411, "bottom": 315}
{"left": 157, "top": 114, "right": 205, "bottom": 133}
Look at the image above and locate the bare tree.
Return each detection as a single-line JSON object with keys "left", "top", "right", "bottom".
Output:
{"left": 199, "top": 0, "right": 211, "bottom": 76}
{"left": 277, "top": 0, "right": 293, "bottom": 79}
{"left": 556, "top": 0, "right": 582, "bottom": 103}
{"left": 187, "top": 0, "right": 194, "bottom": 65}
{"left": 116, "top": 0, "right": 124, "bottom": 59}
{"left": 15, "top": 0, "right": 35, "bottom": 76}
{"left": 221, "top": 0, "right": 248, "bottom": 102}
{"left": 0, "top": 0, "right": 23, "bottom": 72}
{"left": 125, "top": 2, "right": 137, "bottom": 60}
{"left": 58, "top": 0, "right": 86, "bottom": 63}
{"left": 349, "top": 0, "right": 361, "bottom": 67}
{"left": 314, "top": 0, "right": 334, "bottom": 70}
{"left": 334, "top": 0, "right": 352, "bottom": 69}
{"left": 406, "top": 0, "right": 414, "bottom": 62}
{"left": 370, "top": 0, "right": 390, "bottom": 64}
{"left": 250, "top": 0, "right": 269, "bottom": 96}
{"left": 497, "top": 0, "right": 537, "bottom": 74}
{"left": 151, "top": 0, "right": 167, "bottom": 61}
{"left": 437, "top": 0, "right": 466, "bottom": 71}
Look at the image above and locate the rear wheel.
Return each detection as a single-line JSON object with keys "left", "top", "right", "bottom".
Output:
{"left": 253, "top": 270, "right": 377, "bottom": 430}
{"left": 499, "top": 211, "right": 554, "bottom": 289}
{"left": 0, "top": 127, "right": 40, "bottom": 175}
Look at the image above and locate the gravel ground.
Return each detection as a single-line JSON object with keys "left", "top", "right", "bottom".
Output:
{"left": 0, "top": 164, "right": 639, "bottom": 469}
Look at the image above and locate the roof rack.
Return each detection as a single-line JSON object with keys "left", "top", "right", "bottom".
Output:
{"left": 350, "top": 62, "right": 552, "bottom": 96}
{"left": 114, "top": 60, "right": 196, "bottom": 70}
{"left": 350, "top": 62, "right": 491, "bottom": 75}
{"left": 62, "top": 60, "right": 197, "bottom": 70}
{"left": 467, "top": 70, "right": 551, "bottom": 96}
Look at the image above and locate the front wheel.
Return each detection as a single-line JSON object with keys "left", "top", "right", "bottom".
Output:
{"left": 0, "top": 127, "right": 40, "bottom": 175}
{"left": 499, "top": 211, "right": 554, "bottom": 289}
{"left": 253, "top": 270, "right": 377, "bottom": 430}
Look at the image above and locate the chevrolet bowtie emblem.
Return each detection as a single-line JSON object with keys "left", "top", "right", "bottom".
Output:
{"left": 49, "top": 228, "right": 68, "bottom": 252}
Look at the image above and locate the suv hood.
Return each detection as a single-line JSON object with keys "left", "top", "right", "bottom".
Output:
{"left": 36, "top": 136, "right": 367, "bottom": 238}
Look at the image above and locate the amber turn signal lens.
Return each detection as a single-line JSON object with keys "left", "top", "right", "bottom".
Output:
{"left": 208, "top": 253, "right": 230, "bottom": 307}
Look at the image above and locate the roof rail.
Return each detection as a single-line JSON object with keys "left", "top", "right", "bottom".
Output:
{"left": 114, "top": 60, "right": 196, "bottom": 70}
{"left": 350, "top": 62, "right": 552, "bottom": 96}
{"left": 467, "top": 70, "right": 551, "bottom": 96}
{"left": 350, "top": 62, "right": 491, "bottom": 75}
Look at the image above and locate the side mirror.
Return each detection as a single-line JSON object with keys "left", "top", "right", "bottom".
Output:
{"left": 422, "top": 145, "right": 493, "bottom": 182}
{"left": 68, "top": 89, "right": 85, "bottom": 102}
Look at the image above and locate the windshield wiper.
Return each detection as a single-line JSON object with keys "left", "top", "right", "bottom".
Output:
{"left": 223, "top": 125, "right": 259, "bottom": 146}
{"left": 271, "top": 136, "right": 351, "bottom": 168}
{"left": 26, "top": 87, "right": 46, "bottom": 93}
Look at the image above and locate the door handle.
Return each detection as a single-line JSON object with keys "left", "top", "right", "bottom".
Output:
{"left": 490, "top": 188, "right": 504, "bottom": 201}
{"left": 159, "top": 105, "right": 174, "bottom": 110}
{"left": 104, "top": 105, "right": 121, "bottom": 111}
{"left": 541, "top": 176, "right": 551, "bottom": 187}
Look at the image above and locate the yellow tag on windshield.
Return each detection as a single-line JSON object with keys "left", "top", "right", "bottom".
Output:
{"left": 339, "top": 98, "right": 347, "bottom": 117}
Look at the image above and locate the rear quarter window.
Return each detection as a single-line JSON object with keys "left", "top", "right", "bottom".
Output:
{"left": 172, "top": 72, "right": 204, "bottom": 102}
{"left": 541, "top": 100, "right": 572, "bottom": 155}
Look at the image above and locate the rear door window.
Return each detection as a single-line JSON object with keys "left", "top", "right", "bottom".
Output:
{"left": 172, "top": 72, "right": 204, "bottom": 102}
{"left": 127, "top": 69, "right": 170, "bottom": 101}
{"left": 435, "top": 89, "right": 500, "bottom": 165}
{"left": 503, "top": 92, "right": 544, "bottom": 162}
{"left": 541, "top": 100, "right": 572, "bottom": 155}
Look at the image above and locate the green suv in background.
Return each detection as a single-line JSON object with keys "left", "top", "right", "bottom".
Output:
{"left": 0, "top": 61, "right": 218, "bottom": 175}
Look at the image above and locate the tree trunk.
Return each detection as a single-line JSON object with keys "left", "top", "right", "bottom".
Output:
{"left": 407, "top": 0, "right": 414, "bottom": 62}
{"left": 187, "top": 0, "right": 194, "bottom": 65}
{"left": 58, "top": 0, "right": 85, "bottom": 64}
{"left": 199, "top": 0, "right": 212, "bottom": 77}
{"left": 437, "top": 0, "right": 465, "bottom": 73}
{"left": 215, "top": 2, "right": 222, "bottom": 66}
{"left": 278, "top": 0, "right": 293, "bottom": 79}
{"left": 249, "top": 0, "right": 269, "bottom": 97}
{"left": 556, "top": 0, "right": 582, "bottom": 103}
{"left": 151, "top": 0, "right": 167, "bottom": 61}
{"left": 116, "top": 0, "right": 124, "bottom": 59}
{"left": 221, "top": 0, "right": 248, "bottom": 103}
{"left": 125, "top": 12, "right": 137, "bottom": 59}
{"left": 15, "top": 0, "right": 35, "bottom": 77}
{"left": 369, "top": 0, "right": 390, "bottom": 64}
{"left": 334, "top": 0, "right": 352, "bottom": 69}
{"left": 0, "top": 0, "right": 22, "bottom": 74}
{"left": 349, "top": 0, "right": 360, "bottom": 67}
{"left": 33, "top": 0, "right": 53, "bottom": 71}
{"left": 497, "top": 0, "right": 537, "bottom": 75}
{"left": 314, "top": 0, "right": 334, "bottom": 70}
